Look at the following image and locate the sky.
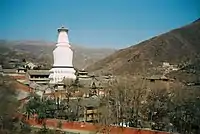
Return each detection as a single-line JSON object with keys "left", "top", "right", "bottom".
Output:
{"left": 0, "top": 0, "right": 199, "bottom": 49}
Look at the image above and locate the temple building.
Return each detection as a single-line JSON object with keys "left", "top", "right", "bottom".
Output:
{"left": 26, "top": 70, "right": 50, "bottom": 85}
{"left": 49, "top": 26, "right": 76, "bottom": 84}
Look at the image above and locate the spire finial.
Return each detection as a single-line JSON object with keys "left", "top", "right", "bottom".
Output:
{"left": 61, "top": 25, "right": 65, "bottom": 28}
{"left": 58, "top": 26, "right": 68, "bottom": 32}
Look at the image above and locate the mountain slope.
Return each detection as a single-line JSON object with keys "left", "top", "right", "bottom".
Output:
{"left": 167, "top": 58, "right": 200, "bottom": 83}
{"left": 0, "top": 40, "right": 115, "bottom": 69}
{"left": 87, "top": 19, "right": 200, "bottom": 76}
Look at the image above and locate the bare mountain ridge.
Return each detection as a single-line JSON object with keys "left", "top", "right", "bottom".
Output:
{"left": 0, "top": 40, "right": 116, "bottom": 69}
{"left": 87, "top": 19, "right": 200, "bottom": 76}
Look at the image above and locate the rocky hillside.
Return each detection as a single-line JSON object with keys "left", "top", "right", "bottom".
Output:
{"left": 167, "top": 58, "right": 200, "bottom": 84}
{"left": 0, "top": 40, "right": 115, "bottom": 69}
{"left": 87, "top": 19, "right": 200, "bottom": 77}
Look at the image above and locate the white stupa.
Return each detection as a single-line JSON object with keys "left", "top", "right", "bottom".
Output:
{"left": 49, "top": 26, "right": 76, "bottom": 84}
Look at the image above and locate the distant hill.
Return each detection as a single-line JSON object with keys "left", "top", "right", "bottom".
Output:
{"left": 0, "top": 40, "right": 116, "bottom": 69}
{"left": 87, "top": 19, "right": 200, "bottom": 78}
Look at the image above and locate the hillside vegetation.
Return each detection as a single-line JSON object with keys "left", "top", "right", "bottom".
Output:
{"left": 87, "top": 19, "right": 200, "bottom": 77}
{"left": 0, "top": 40, "right": 115, "bottom": 69}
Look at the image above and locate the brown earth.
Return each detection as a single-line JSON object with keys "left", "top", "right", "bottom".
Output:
{"left": 0, "top": 40, "right": 115, "bottom": 69}
{"left": 86, "top": 19, "right": 200, "bottom": 78}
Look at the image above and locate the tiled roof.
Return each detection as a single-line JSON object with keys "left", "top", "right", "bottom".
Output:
{"left": 3, "top": 69, "right": 17, "bottom": 73}
{"left": 79, "top": 78, "right": 92, "bottom": 87}
{"left": 27, "top": 70, "right": 50, "bottom": 75}
{"left": 17, "top": 66, "right": 26, "bottom": 69}
{"left": 43, "top": 91, "right": 84, "bottom": 98}
{"left": 18, "top": 96, "right": 30, "bottom": 103}
{"left": 12, "top": 75, "right": 26, "bottom": 80}
{"left": 29, "top": 82, "right": 41, "bottom": 89}
{"left": 12, "top": 80, "right": 32, "bottom": 102}
{"left": 17, "top": 90, "right": 30, "bottom": 100}
{"left": 146, "top": 75, "right": 169, "bottom": 80}
{"left": 14, "top": 81, "right": 33, "bottom": 93}
{"left": 0, "top": 65, "right": 2, "bottom": 72}
{"left": 81, "top": 97, "right": 100, "bottom": 108}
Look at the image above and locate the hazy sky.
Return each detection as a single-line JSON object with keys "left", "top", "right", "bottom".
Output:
{"left": 0, "top": 0, "right": 199, "bottom": 48}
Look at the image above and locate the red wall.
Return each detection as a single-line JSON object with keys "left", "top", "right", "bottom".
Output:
{"left": 24, "top": 117, "right": 170, "bottom": 134}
